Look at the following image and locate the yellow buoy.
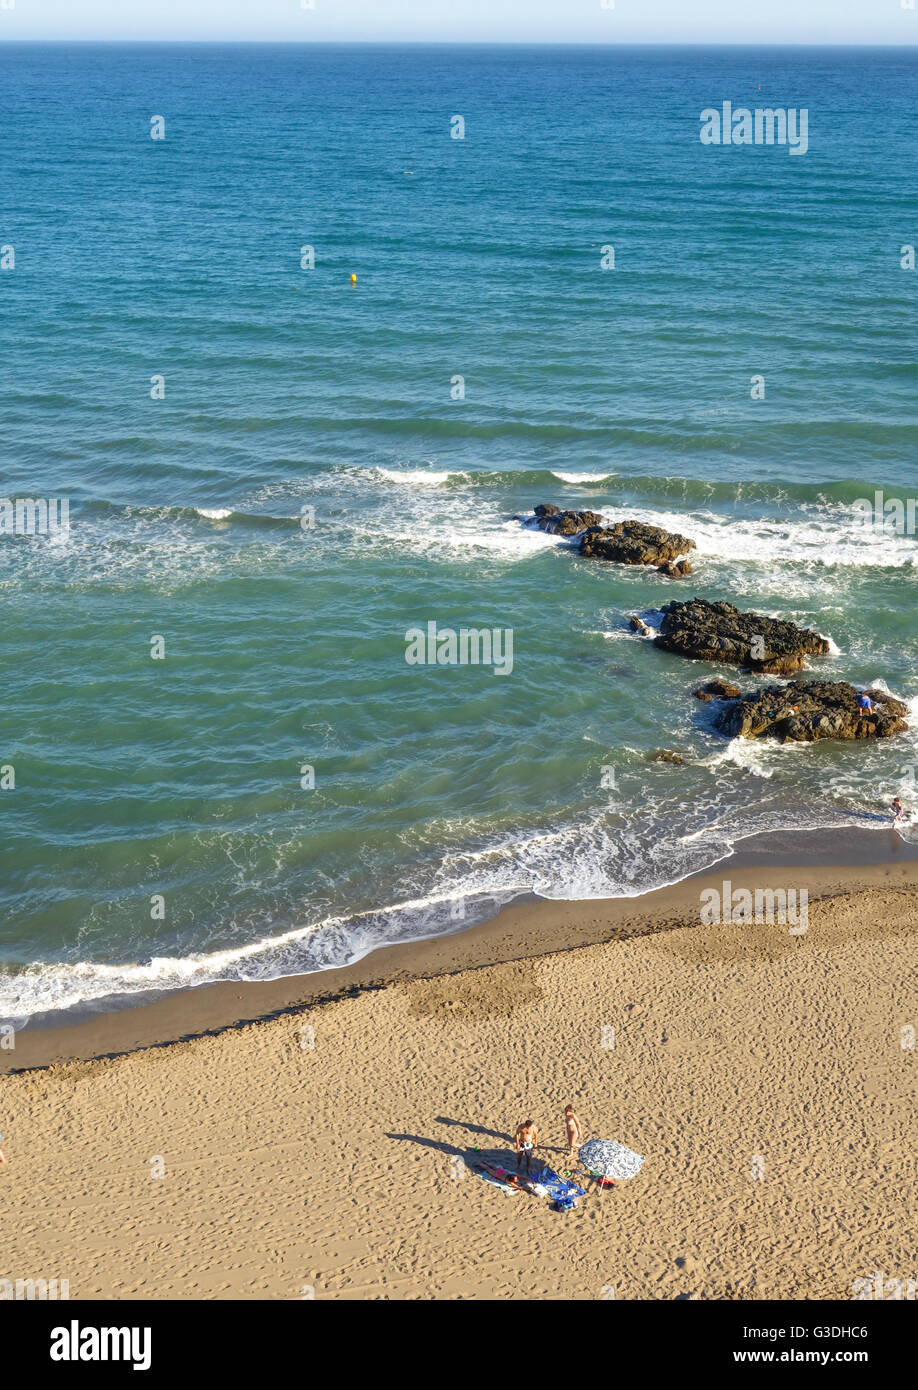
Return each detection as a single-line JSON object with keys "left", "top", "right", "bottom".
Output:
{"left": 350, "top": 273, "right": 357, "bottom": 284}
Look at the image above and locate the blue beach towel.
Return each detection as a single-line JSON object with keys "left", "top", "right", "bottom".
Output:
{"left": 534, "top": 1165, "right": 585, "bottom": 1211}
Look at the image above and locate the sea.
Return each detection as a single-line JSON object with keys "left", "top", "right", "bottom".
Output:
{"left": 1, "top": 42, "right": 917, "bottom": 1021}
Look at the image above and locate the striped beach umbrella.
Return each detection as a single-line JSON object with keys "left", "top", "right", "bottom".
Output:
{"left": 579, "top": 1138, "right": 644, "bottom": 1182}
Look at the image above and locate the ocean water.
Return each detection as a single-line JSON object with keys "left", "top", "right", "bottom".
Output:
{"left": 1, "top": 42, "right": 917, "bottom": 1021}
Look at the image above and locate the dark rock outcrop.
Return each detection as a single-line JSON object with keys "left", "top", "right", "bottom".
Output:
{"left": 650, "top": 749, "right": 686, "bottom": 765}
{"left": 579, "top": 521, "right": 696, "bottom": 567}
{"left": 694, "top": 678, "right": 742, "bottom": 702}
{"left": 530, "top": 504, "right": 604, "bottom": 536}
{"left": 657, "top": 558, "right": 693, "bottom": 578}
{"left": 521, "top": 506, "right": 696, "bottom": 568}
{"left": 715, "top": 681, "right": 908, "bottom": 743}
{"left": 653, "top": 598, "right": 830, "bottom": 675}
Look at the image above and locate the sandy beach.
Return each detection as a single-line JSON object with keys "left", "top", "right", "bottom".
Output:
{"left": 2, "top": 849, "right": 916, "bottom": 1301}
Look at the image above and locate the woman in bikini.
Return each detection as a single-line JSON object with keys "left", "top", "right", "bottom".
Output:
{"left": 564, "top": 1105, "right": 582, "bottom": 1159}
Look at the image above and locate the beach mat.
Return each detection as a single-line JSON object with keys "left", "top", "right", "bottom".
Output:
{"left": 533, "top": 1165, "right": 585, "bottom": 1210}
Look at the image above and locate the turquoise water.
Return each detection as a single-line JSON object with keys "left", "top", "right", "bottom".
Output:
{"left": 2, "top": 43, "right": 917, "bottom": 1020}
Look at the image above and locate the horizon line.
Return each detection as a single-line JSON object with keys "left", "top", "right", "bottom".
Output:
{"left": 2, "top": 39, "right": 918, "bottom": 49}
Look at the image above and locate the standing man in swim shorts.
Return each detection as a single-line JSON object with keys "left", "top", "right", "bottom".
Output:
{"left": 515, "top": 1118, "right": 538, "bottom": 1176}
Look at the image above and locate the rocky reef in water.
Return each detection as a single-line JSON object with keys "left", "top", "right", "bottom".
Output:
{"left": 652, "top": 597, "right": 830, "bottom": 675}
{"left": 710, "top": 680, "right": 909, "bottom": 743}
{"left": 579, "top": 523, "right": 695, "bottom": 571}
{"left": 524, "top": 504, "right": 695, "bottom": 573}
{"left": 528, "top": 504, "right": 604, "bottom": 536}
{"left": 515, "top": 508, "right": 910, "bottom": 749}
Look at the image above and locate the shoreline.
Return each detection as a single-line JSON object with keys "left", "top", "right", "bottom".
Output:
{"left": 5, "top": 822, "right": 916, "bottom": 1073}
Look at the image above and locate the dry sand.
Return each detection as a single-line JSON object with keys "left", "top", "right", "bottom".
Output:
{"left": 1, "top": 858, "right": 916, "bottom": 1300}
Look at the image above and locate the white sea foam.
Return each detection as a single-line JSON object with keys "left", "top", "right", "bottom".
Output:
{"left": 350, "top": 514, "right": 562, "bottom": 562}
{"left": 551, "top": 471, "right": 616, "bottom": 484}
{"left": 376, "top": 466, "right": 458, "bottom": 486}
{"left": 0, "top": 883, "right": 518, "bottom": 1024}
{"left": 498, "top": 498, "right": 917, "bottom": 588}
{"left": 195, "top": 507, "right": 234, "bottom": 520}
{"left": 702, "top": 735, "right": 809, "bottom": 778}
{"left": 607, "top": 502, "right": 918, "bottom": 572}
{"left": 248, "top": 468, "right": 916, "bottom": 583}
